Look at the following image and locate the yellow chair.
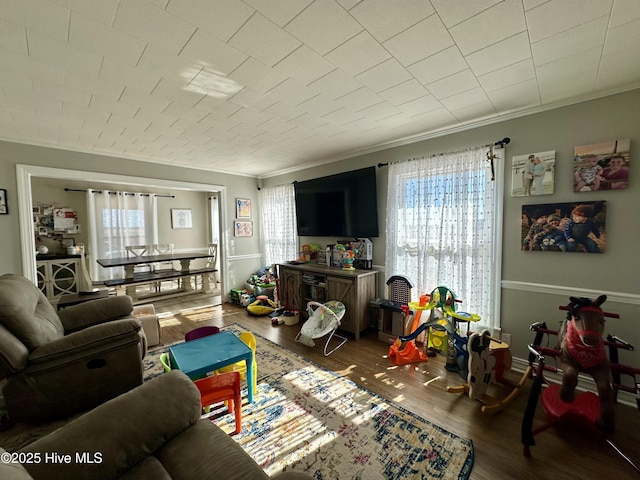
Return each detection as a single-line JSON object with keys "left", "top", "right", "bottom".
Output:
{"left": 217, "top": 332, "right": 257, "bottom": 395}
{"left": 160, "top": 353, "right": 171, "bottom": 373}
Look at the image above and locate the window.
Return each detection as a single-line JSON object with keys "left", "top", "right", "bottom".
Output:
{"left": 385, "top": 147, "right": 503, "bottom": 332}
{"left": 259, "top": 184, "right": 298, "bottom": 267}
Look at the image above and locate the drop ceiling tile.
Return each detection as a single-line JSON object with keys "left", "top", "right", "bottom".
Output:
{"left": 356, "top": 101, "right": 402, "bottom": 120}
{"left": 450, "top": 0, "right": 526, "bottom": 55}
{"left": 229, "top": 13, "right": 301, "bottom": 67}
{"left": 320, "top": 107, "right": 365, "bottom": 127}
{"left": 69, "top": 11, "right": 146, "bottom": 66}
{"left": 137, "top": 45, "right": 202, "bottom": 85}
{"left": 67, "top": 0, "right": 119, "bottom": 26}
{"left": 267, "top": 78, "right": 317, "bottom": 106}
{"left": 535, "top": 47, "right": 601, "bottom": 84}
{"left": 228, "top": 106, "right": 272, "bottom": 127}
{"left": 610, "top": 0, "right": 640, "bottom": 27}
{"left": 526, "top": 0, "right": 613, "bottom": 43}
{"left": 486, "top": 78, "right": 540, "bottom": 112}
{"left": 229, "top": 87, "right": 279, "bottom": 112}
{"left": 31, "top": 77, "right": 91, "bottom": 107}
{"left": 532, "top": 16, "right": 608, "bottom": 67}
{"left": 89, "top": 94, "right": 139, "bottom": 117}
{"left": 121, "top": 86, "right": 171, "bottom": 112}
{"left": 449, "top": 100, "right": 496, "bottom": 123}
{"left": 4, "top": 0, "right": 70, "bottom": 41}
{"left": 179, "top": 29, "right": 248, "bottom": 75}
{"left": 383, "top": 15, "right": 454, "bottom": 67}
{"left": 477, "top": 59, "right": 536, "bottom": 92}
{"left": 297, "top": 93, "right": 342, "bottom": 116}
{"left": 27, "top": 30, "right": 102, "bottom": 75}
{"left": 263, "top": 100, "right": 307, "bottom": 122}
{"left": 350, "top": 0, "right": 433, "bottom": 42}
{"left": 440, "top": 86, "right": 490, "bottom": 111}
{"left": 99, "top": 57, "right": 161, "bottom": 93}
{"left": 466, "top": 31, "right": 531, "bottom": 77}
{"left": 228, "top": 58, "right": 287, "bottom": 94}
{"left": 64, "top": 70, "right": 125, "bottom": 101}
{"left": 539, "top": 74, "right": 595, "bottom": 104}
{"left": 379, "top": 79, "right": 430, "bottom": 105}
{"left": 334, "top": 86, "right": 384, "bottom": 111}
{"left": 113, "top": 0, "right": 196, "bottom": 55}
{"left": 243, "top": 0, "right": 313, "bottom": 27}
{"left": 596, "top": 57, "right": 640, "bottom": 91}
{"left": 523, "top": 0, "right": 547, "bottom": 11}
{"left": 133, "top": 107, "right": 176, "bottom": 127}
{"left": 0, "top": 48, "right": 65, "bottom": 83}
{"left": 274, "top": 45, "right": 336, "bottom": 85}
{"left": 163, "top": 102, "right": 210, "bottom": 123}
{"left": 427, "top": 70, "right": 480, "bottom": 100}
{"left": 166, "top": 0, "right": 254, "bottom": 42}
{"left": 153, "top": 78, "right": 206, "bottom": 107}
{"left": 355, "top": 58, "right": 412, "bottom": 93}
{"left": 0, "top": 68, "right": 33, "bottom": 91}
{"left": 325, "top": 31, "right": 391, "bottom": 76}
{"left": 407, "top": 46, "right": 467, "bottom": 86}
{"left": 431, "top": 0, "right": 502, "bottom": 27}
{"left": 0, "top": 18, "right": 28, "bottom": 54}
{"left": 3, "top": 86, "right": 61, "bottom": 111}
{"left": 603, "top": 18, "right": 640, "bottom": 56}
{"left": 308, "top": 68, "right": 362, "bottom": 99}
{"left": 284, "top": 0, "right": 362, "bottom": 55}
{"left": 396, "top": 95, "right": 443, "bottom": 117}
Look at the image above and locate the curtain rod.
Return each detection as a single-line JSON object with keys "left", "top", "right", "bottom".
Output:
{"left": 376, "top": 137, "right": 511, "bottom": 169}
{"left": 64, "top": 188, "right": 175, "bottom": 198}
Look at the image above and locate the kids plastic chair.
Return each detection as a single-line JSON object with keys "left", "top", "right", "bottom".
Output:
{"left": 160, "top": 353, "right": 172, "bottom": 373}
{"left": 295, "top": 300, "right": 347, "bottom": 356}
{"left": 216, "top": 332, "right": 258, "bottom": 395}
{"left": 184, "top": 325, "right": 220, "bottom": 342}
{"left": 194, "top": 371, "right": 242, "bottom": 435}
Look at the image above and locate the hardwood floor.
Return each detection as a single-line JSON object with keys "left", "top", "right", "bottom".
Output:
{"left": 155, "top": 293, "right": 640, "bottom": 480}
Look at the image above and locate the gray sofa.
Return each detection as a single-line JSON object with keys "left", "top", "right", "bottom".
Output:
{"left": 0, "top": 273, "right": 146, "bottom": 424}
{"left": 1, "top": 370, "right": 313, "bottom": 480}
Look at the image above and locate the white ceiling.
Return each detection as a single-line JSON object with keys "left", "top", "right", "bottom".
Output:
{"left": 1, "top": 0, "right": 639, "bottom": 178}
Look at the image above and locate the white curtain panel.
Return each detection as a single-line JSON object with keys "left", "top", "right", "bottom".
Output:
{"left": 87, "top": 190, "right": 158, "bottom": 281}
{"left": 259, "top": 184, "right": 298, "bottom": 267}
{"left": 385, "top": 146, "right": 501, "bottom": 331}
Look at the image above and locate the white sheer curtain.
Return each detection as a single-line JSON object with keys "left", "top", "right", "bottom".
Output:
{"left": 259, "top": 184, "right": 298, "bottom": 267}
{"left": 87, "top": 190, "right": 158, "bottom": 282}
{"left": 385, "top": 146, "right": 503, "bottom": 332}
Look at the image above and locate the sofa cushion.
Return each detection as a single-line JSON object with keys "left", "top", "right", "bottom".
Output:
{"left": 118, "top": 456, "right": 172, "bottom": 480}
{"left": 58, "top": 296, "right": 134, "bottom": 333}
{"left": 0, "top": 274, "right": 64, "bottom": 350}
{"left": 156, "top": 419, "right": 270, "bottom": 480}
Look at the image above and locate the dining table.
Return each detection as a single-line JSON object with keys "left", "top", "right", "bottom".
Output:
{"left": 169, "top": 331, "right": 255, "bottom": 403}
{"left": 97, "top": 251, "right": 212, "bottom": 279}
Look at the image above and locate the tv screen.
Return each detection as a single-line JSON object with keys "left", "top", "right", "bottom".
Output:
{"left": 294, "top": 166, "right": 379, "bottom": 237}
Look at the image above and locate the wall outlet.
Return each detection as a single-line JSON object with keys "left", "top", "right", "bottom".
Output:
{"left": 501, "top": 333, "right": 512, "bottom": 345}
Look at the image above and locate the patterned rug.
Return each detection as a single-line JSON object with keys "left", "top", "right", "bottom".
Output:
{"left": 146, "top": 325, "right": 474, "bottom": 480}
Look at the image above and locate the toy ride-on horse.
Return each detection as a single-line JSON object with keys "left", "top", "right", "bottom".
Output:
{"left": 521, "top": 295, "right": 640, "bottom": 473}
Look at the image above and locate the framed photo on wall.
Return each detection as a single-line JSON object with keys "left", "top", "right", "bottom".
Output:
{"left": 236, "top": 198, "right": 251, "bottom": 219}
{"left": 521, "top": 201, "right": 606, "bottom": 253}
{"left": 171, "top": 208, "right": 193, "bottom": 229}
{"left": 574, "top": 139, "right": 630, "bottom": 192}
{"left": 234, "top": 220, "right": 253, "bottom": 237}
{"left": 511, "top": 151, "right": 555, "bottom": 196}
{"left": 0, "top": 189, "right": 7, "bottom": 215}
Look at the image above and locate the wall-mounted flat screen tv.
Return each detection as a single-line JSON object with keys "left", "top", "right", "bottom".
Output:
{"left": 294, "top": 166, "right": 379, "bottom": 237}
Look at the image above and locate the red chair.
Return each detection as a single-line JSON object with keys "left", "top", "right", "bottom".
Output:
{"left": 184, "top": 326, "right": 220, "bottom": 342}
{"left": 194, "top": 371, "right": 242, "bottom": 434}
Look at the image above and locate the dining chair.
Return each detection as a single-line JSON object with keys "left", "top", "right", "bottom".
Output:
{"left": 216, "top": 332, "right": 257, "bottom": 395}
{"left": 206, "top": 243, "right": 219, "bottom": 288}
{"left": 151, "top": 243, "right": 176, "bottom": 291}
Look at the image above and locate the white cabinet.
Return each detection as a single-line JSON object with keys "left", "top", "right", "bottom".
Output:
{"left": 36, "top": 256, "right": 81, "bottom": 302}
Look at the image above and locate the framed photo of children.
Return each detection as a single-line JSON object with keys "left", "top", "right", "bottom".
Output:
{"left": 573, "top": 139, "right": 629, "bottom": 192}
{"left": 236, "top": 198, "right": 251, "bottom": 219}
{"left": 521, "top": 201, "right": 606, "bottom": 253}
{"left": 511, "top": 150, "right": 555, "bottom": 196}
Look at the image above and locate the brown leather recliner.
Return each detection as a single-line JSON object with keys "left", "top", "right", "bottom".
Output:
{"left": 0, "top": 274, "right": 146, "bottom": 424}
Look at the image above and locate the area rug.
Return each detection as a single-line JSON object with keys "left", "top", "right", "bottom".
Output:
{"left": 145, "top": 325, "right": 474, "bottom": 480}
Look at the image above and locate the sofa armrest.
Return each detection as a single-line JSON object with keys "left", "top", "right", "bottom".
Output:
{"left": 28, "top": 318, "right": 141, "bottom": 365}
{"left": 0, "top": 323, "right": 30, "bottom": 377}
{"left": 20, "top": 371, "right": 201, "bottom": 480}
{"left": 58, "top": 296, "right": 134, "bottom": 333}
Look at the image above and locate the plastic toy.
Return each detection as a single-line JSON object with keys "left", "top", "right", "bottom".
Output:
{"left": 446, "top": 330, "right": 527, "bottom": 413}
{"left": 246, "top": 295, "right": 278, "bottom": 316}
{"left": 521, "top": 295, "right": 640, "bottom": 473}
{"left": 295, "top": 301, "right": 347, "bottom": 356}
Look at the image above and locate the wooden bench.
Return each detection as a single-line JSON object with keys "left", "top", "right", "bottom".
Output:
{"left": 104, "top": 267, "right": 218, "bottom": 301}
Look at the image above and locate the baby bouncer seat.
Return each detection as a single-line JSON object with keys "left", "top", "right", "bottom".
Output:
{"left": 295, "top": 300, "right": 347, "bottom": 356}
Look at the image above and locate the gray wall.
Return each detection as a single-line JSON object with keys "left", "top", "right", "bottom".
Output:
{"left": 263, "top": 88, "right": 640, "bottom": 373}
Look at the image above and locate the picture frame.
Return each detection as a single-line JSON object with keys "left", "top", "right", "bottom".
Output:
{"left": 38, "top": 226, "right": 49, "bottom": 235}
{"left": 32, "top": 205, "right": 41, "bottom": 215}
{"left": 511, "top": 151, "right": 555, "bottom": 196}
{"left": 0, "top": 189, "right": 7, "bottom": 215}
{"left": 171, "top": 208, "right": 193, "bottom": 229}
{"left": 521, "top": 201, "right": 606, "bottom": 253}
{"left": 574, "top": 139, "right": 630, "bottom": 192}
{"left": 234, "top": 220, "right": 253, "bottom": 237}
{"left": 236, "top": 198, "right": 251, "bottom": 219}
